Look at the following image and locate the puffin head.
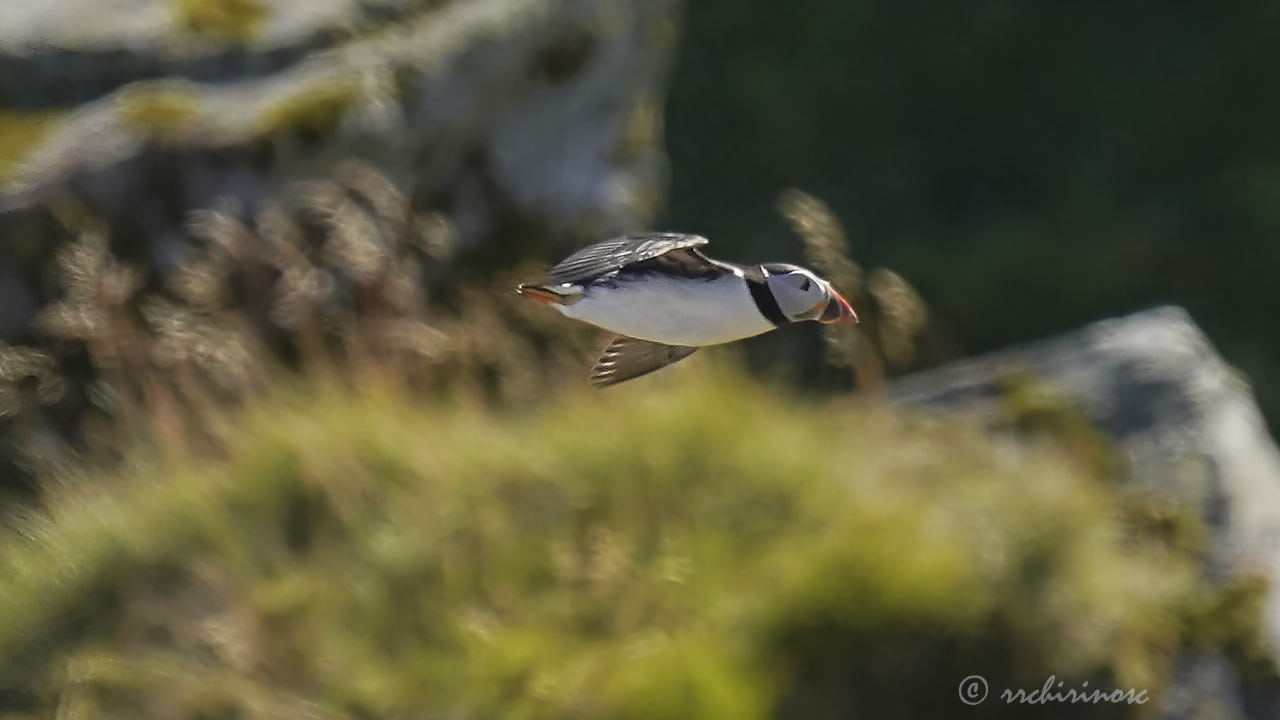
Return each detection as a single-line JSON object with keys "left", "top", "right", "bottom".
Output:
{"left": 762, "top": 263, "right": 859, "bottom": 325}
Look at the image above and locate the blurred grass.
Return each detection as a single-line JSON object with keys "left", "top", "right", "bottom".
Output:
{"left": 0, "top": 363, "right": 1267, "bottom": 718}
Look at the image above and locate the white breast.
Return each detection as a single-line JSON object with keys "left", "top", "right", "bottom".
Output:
{"left": 557, "top": 274, "right": 775, "bottom": 346}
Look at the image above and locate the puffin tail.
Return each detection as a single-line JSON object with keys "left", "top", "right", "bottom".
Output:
{"left": 516, "top": 283, "right": 582, "bottom": 306}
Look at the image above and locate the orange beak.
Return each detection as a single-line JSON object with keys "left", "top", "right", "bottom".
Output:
{"left": 818, "top": 290, "right": 859, "bottom": 325}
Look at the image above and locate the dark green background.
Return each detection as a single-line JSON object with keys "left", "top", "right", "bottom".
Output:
{"left": 663, "top": 1, "right": 1280, "bottom": 425}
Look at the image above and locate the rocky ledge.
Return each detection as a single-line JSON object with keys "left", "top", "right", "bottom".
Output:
{"left": 894, "top": 305, "right": 1280, "bottom": 719}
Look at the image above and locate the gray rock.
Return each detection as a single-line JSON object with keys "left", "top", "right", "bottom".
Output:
{"left": 1159, "top": 652, "right": 1249, "bottom": 720}
{"left": 892, "top": 305, "right": 1280, "bottom": 718}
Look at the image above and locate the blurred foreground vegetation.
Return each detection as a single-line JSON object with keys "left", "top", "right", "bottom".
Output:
{"left": 1, "top": 365, "right": 1273, "bottom": 718}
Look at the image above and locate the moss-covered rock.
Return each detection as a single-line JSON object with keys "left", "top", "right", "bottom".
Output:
{"left": 174, "top": 0, "right": 268, "bottom": 42}
{"left": 257, "top": 81, "right": 360, "bottom": 136}
{"left": 0, "top": 112, "right": 61, "bottom": 183}
{"left": 116, "top": 86, "right": 201, "bottom": 140}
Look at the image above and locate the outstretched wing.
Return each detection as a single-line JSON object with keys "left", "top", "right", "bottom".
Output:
{"left": 590, "top": 336, "right": 699, "bottom": 388}
{"left": 545, "top": 233, "right": 710, "bottom": 285}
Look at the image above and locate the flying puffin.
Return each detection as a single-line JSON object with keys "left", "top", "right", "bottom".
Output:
{"left": 517, "top": 232, "right": 858, "bottom": 386}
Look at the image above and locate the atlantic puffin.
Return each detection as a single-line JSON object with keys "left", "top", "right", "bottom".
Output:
{"left": 517, "top": 232, "right": 858, "bottom": 386}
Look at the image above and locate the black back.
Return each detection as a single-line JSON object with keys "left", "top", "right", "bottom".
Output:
{"left": 544, "top": 233, "right": 711, "bottom": 285}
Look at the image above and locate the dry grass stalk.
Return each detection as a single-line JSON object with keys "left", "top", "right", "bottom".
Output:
{"left": 777, "top": 188, "right": 936, "bottom": 394}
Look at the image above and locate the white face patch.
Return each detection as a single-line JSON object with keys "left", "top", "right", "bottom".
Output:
{"left": 766, "top": 268, "right": 829, "bottom": 320}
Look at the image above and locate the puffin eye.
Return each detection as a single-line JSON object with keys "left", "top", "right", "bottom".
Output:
{"left": 799, "top": 278, "right": 812, "bottom": 292}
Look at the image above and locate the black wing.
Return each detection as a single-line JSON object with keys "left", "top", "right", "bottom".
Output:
{"left": 544, "top": 233, "right": 710, "bottom": 285}
{"left": 590, "top": 336, "right": 699, "bottom": 388}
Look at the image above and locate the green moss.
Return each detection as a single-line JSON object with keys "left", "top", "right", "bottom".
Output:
{"left": 0, "top": 368, "right": 1269, "bottom": 717}
{"left": 174, "top": 0, "right": 268, "bottom": 43}
{"left": 994, "top": 371, "right": 1122, "bottom": 480}
{"left": 0, "top": 112, "right": 61, "bottom": 183}
{"left": 1121, "top": 493, "right": 1207, "bottom": 558}
{"left": 117, "top": 87, "right": 200, "bottom": 140}
{"left": 1184, "top": 573, "right": 1277, "bottom": 680}
{"left": 258, "top": 82, "right": 360, "bottom": 136}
